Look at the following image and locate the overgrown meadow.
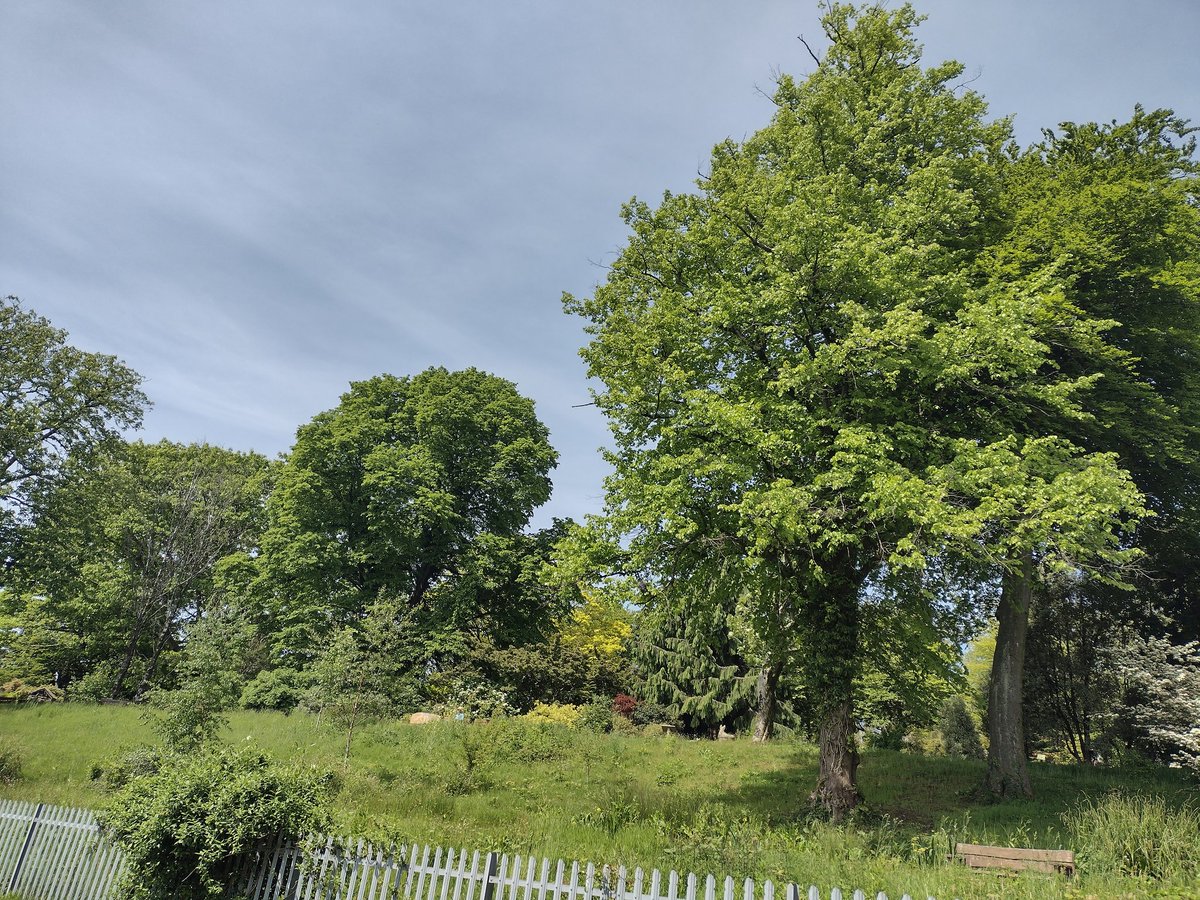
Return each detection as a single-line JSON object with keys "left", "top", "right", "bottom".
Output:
{"left": 3, "top": 704, "right": 1199, "bottom": 900}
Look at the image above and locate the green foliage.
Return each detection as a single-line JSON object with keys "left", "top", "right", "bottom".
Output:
{"left": 4, "top": 440, "right": 271, "bottom": 699}
{"left": 562, "top": 1, "right": 1148, "bottom": 813}
{"left": 0, "top": 296, "right": 146, "bottom": 532}
{"left": 99, "top": 745, "right": 332, "bottom": 900}
{"left": 482, "top": 716, "right": 574, "bottom": 762}
{"left": 93, "top": 745, "right": 163, "bottom": 791}
{"left": 962, "top": 625, "right": 995, "bottom": 726}
{"left": 467, "top": 638, "right": 626, "bottom": 711}
{"left": 434, "top": 678, "right": 514, "bottom": 721}
{"left": 258, "top": 368, "right": 557, "bottom": 664}
{"left": 633, "top": 597, "right": 754, "bottom": 738}
{"left": 629, "top": 698, "right": 677, "bottom": 728}
{"left": 301, "top": 598, "right": 423, "bottom": 758}
{"left": 1065, "top": 793, "right": 1200, "bottom": 881}
{"left": 578, "top": 696, "right": 615, "bottom": 733}
{"left": 939, "top": 697, "right": 984, "bottom": 759}
{"left": 239, "top": 667, "right": 309, "bottom": 712}
{"left": 147, "top": 604, "right": 254, "bottom": 751}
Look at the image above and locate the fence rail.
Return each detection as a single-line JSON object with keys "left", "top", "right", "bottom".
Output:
{"left": 0, "top": 799, "right": 930, "bottom": 900}
{"left": 0, "top": 800, "right": 125, "bottom": 900}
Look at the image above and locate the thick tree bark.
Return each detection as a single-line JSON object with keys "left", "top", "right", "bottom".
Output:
{"left": 811, "top": 698, "right": 860, "bottom": 822}
{"left": 751, "top": 659, "right": 783, "bottom": 742}
{"left": 986, "top": 551, "right": 1034, "bottom": 799}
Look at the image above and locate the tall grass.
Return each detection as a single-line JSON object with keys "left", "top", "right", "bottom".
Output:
{"left": 3, "top": 704, "right": 1198, "bottom": 899}
{"left": 1065, "top": 791, "right": 1200, "bottom": 881}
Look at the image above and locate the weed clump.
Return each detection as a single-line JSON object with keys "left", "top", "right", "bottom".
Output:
{"left": 1064, "top": 792, "right": 1200, "bottom": 881}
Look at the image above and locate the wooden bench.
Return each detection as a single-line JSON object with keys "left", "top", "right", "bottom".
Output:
{"left": 953, "top": 843, "right": 1076, "bottom": 876}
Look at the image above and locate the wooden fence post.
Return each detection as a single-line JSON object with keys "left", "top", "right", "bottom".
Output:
{"left": 6, "top": 802, "right": 46, "bottom": 894}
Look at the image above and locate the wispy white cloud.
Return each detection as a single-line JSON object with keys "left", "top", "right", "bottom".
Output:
{"left": 3, "top": 0, "right": 1196, "bottom": 526}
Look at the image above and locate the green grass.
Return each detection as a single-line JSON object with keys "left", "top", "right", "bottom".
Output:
{"left": 2, "top": 704, "right": 1198, "bottom": 899}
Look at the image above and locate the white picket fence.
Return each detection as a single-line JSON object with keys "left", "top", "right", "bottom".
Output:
{"left": 0, "top": 799, "right": 933, "bottom": 900}
{"left": 0, "top": 801, "right": 125, "bottom": 899}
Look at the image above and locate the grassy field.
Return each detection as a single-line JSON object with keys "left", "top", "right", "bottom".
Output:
{"left": 2, "top": 704, "right": 1198, "bottom": 899}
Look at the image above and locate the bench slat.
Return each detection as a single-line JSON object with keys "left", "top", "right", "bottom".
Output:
{"left": 953, "top": 843, "right": 1075, "bottom": 876}
{"left": 955, "top": 844, "right": 1074, "bottom": 864}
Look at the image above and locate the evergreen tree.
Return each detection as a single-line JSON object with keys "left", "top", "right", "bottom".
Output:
{"left": 939, "top": 696, "right": 984, "bottom": 759}
{"left": 633, "top": 597, "right": 755, "bottom": 737}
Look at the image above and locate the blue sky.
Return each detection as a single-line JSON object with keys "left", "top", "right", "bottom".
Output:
{"left": 3, "top": 0, "right": 1197, "bottom": 526}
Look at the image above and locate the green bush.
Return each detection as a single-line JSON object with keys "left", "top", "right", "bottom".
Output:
{"left": 0, "top": 738, "right": 23, "bottom": 784}
{"left": 471, "top": 641, "right": 626, "bottom": 710}
{"left": 99, "top": 745, "right": 333, "bottom": 900}
{"left": 484, "top": 717, "right": 573, "bottom": 762}
{"left": 239, "top": 667, "right": 307, "bottom": 712}
{"left": 579, "top": 696, "right": 614, "bottom": 733}
{"left": 93, "top": 746, "right": 163, "bottom": 791}
{"left": 1065, "top": 792, "right": 1200, "bottom": 881}
{"left": 630, "top": 698, "right": 677, "bottom": 727}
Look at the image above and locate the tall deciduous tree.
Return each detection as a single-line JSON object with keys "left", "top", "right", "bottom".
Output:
{"left": 259, "top": 367, "right": 556, "bottom": 666}
{"left": 981, "top": 107, "right": 1200, "bottom": 795}
{"left": 0, "top": 296, "right": 146, "bottom": 533}
{"left": 3, "top": 440, "right": 270, "bottom": 697}
{"left": 565, "top": 2, "right": 1145, "bottom": 819}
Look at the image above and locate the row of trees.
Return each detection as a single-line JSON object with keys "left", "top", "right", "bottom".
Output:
{"left": 3, "top": 1, "right": 1199, "bottom": 822}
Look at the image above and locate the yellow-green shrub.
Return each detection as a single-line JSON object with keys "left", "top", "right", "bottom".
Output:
{"left": 523, "top": 702, "right": 583, "bottom": 728}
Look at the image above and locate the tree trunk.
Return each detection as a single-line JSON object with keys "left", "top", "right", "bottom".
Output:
{"left": 752, "top": 660, "right": 783, "bottom": 742}
{"left": 133, "top": 601, "right": 177, "bottom": 700}
{"left": 986, "top": 551, "right": 1034, "bottom": 799}
{"left": 110, "top": 606, "right": 152, "bottom": 700}
{"left": 805, "top": 577, "right": 861, "bottom": 822}
{"left": 811, "top": 698, "right": 860, "bottom": 822}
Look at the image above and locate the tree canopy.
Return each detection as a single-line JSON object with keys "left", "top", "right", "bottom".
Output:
{"left": 564, "top": 1, "right": 1147, "bottom": 818}
{"left": 0, "top": 296, "right": 146, "bottom": 533}
{"left": 259, "top": 367, "right": 557, "bottom": 664}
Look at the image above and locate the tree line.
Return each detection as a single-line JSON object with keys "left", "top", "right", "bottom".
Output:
{"left": 3, "top": 1, "right": 1199, "bottom": 823}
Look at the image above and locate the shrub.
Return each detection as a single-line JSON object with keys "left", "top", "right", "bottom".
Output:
{"left": 523, "top": 702, "right": 583, "bottom": 728}
{"left": 99, "top": 746, "right": 333, "bottom": 900}
{"left": 65, "top": 663, "right": 122, "bottom": 702}
{"left": 93, "top": 746, "right": 163, "bottom": 791}
{"left": 1065, "top": 792, "right": 1200, "bottom": 881}
{"left": 612, "top": 693, "right": 637, "bottom": 719}
{"left": 939, "top": 696, "right": 983, "bottom": 759}
{"left": 0, "top": 738, "right": 23, "bottom": 785}
{"left": 484, "top": 717, "right": 573, "bottom": 762}
{"left": 611, "top": 715, "right": 640, "bottom": 735}
{"left": 629, "top": 699, "right": 677, "bottom": 727}
{"left": 471, "top": 640, "right": 627, "bottom": 710}
{"left": 579, "top": 696, "right": 614, "bottom": 733}
{"left": 239, "top": 667, "right": 307, "bottom": 712}
{"left": 435, "top": 679, "right": 514, "bottom": 721}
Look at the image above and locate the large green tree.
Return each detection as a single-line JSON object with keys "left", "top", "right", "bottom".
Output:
{"left": 0, "top": 296, "right": 146, "bottom": 534}
{"left": 564, "top": 2, "right": 1145, "bottom": 818}
{"left": 2, "top": 440, "right": 270, "bottom": 697}
{"left": 259, "top": 367, "right": 557, "bottom": 667}
{"left": 980, "top": 107, "right": 1200, "bottom": 795}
